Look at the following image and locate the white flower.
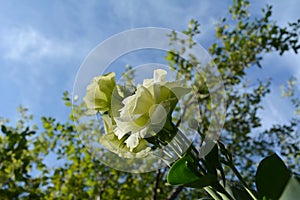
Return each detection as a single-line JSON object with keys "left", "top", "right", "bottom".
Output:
{"left": 114, "top": 69, "right": 190, "bottom": 151}
{"left": 100, "top": 114, "right": 151, "bottom": 158}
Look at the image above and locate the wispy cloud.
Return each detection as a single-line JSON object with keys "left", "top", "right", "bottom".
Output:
{"left": 0, "top": 27, "right": 73, "bottom": 62}
{"left": 262, "top": 86, "right": 294, "bottom": 127}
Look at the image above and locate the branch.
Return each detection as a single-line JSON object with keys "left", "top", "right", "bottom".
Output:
{"left": 166, "top": 186, "right": 184, "bottom": 200}
{"left": 151, "top": 169, "right": 161, "bottom": 200}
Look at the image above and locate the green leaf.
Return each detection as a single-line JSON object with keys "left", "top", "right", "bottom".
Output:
{"left": 167, "top": 148, "right": 201, "bottom": 185}
{"left": 185, "top": 174, "right": 217, "bottom": 189}
{"left": 65, "top": 101, "right": 72, "bottom": 107}
{"left": 204, "top": 144, "right": 219, "bottom": 176}
{"left": 1, "top": 125, "right": 7, "bottom": 133}
{"left": 255, "top": 153, "right": 291, "bottom": 199}
{"left": 167, "top": 147, "right": 217, "bottom": 188}
{"left": 279, "top": 176, "right": 300, "bottom": 200}
{"left": 204, "top": 143, "right": 226, "bottom": 186}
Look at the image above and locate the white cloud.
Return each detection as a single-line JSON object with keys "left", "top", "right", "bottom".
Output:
{"left": 0, "top": 27, "right": 73, "bottom": 62}
{"left": 262, "top": 88, "right": 293, "bottom": 127}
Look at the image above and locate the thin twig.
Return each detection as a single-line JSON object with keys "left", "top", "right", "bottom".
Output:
{"left": 166, "top": 186, "right": 184, "bottom": 200}
{"left": 151, "top": 169, "right": 161, "bottom": 200}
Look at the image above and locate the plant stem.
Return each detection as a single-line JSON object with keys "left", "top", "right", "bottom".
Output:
{"left": 204, "top": 187, "right": 222, "bottom": 200}
{"left": 228, "top": 162, "right": 258, "bottom": 200}
{"left": 212, "top": 182, "right": 235, "bottom": 200}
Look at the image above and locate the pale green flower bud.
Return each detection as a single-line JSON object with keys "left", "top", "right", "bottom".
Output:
{"left": 83, "top": 72, "right": 117, "bottom": 114}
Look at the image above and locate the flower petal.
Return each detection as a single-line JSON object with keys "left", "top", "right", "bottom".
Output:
{"left": 125, "top": 133, "right": 140, "bottom": 151}
{"left": 132, "top": 85, "right": 154, "bottom": 114}
{"left": 153, "top": 69, "right": 167, "bottom": 82}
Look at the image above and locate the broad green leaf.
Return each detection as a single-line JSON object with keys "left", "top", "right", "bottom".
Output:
{"left": 255, "top": 153, "right": 291, "bottom": 199}
{"left": 167, "top": 147, "right": 217, "bottom": 188}
{"left": 279, "top": 176, "right": 300, "bottom": 200}
{"left": 167, "top": 148, "right": 201, "bottom": 185}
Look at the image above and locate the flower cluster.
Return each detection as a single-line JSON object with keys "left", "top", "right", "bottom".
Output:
{"left": 84, "top": 69, "right": 190, "bottom": 157}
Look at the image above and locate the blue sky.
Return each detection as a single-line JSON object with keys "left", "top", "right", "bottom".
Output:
{"left": 0, "top": 0, "right": 299, "bottom": 132}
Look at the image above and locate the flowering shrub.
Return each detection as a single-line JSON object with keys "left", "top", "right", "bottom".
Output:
{"left": 84, "top": 68, "right": 300, "bottom": 200}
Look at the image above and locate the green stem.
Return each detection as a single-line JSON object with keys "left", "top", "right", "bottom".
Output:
{"left": 212, "top": 182, "right": 235, "bottom": 200}
{"left": 228, "top": 162, "right": 258, "bottom": 200}
{"left": 204, "top": 187, "right": 223, "bottom": 200}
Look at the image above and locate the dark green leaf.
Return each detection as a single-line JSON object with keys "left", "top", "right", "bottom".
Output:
{"left": 185, "top": 174, "right": 217, "bottom": 189}
{"left": 255, "top": 153, "right": 291, "bottom": 199}
{"left": 1, "top": 125, "right": 7, "bottom": 133}
{"left": 204, "top": 144, "right": 219, "bottom": 176}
